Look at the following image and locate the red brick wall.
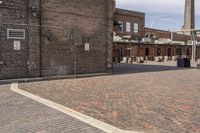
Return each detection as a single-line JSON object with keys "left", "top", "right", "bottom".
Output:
{"left": 114, "top": 8, "right": 145, "bottom": 38}
{"left": 0, "top": 0, "right": 114, "bottom": 79}
{"left": 144, "top": 28, "right": 200, "bottom": 42}
{"left": 41, "top": 0, "right": 114, "bottom": 76}
{"left": 113, "top": 43, "right": 197, "bottom": 59}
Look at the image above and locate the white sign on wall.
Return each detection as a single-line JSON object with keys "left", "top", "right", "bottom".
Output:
{"left": 84, "top": 43, "right": 90, "bottom": 51}
{"left": 14, "top": 41, "right": 21, "bottom": 51}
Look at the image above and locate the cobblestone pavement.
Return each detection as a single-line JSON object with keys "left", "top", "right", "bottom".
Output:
{"left": 0, "top": 85, "right": 105, "bottom": 133}
{"left": 20, "top": 62, "right": 200, "bottom": 133}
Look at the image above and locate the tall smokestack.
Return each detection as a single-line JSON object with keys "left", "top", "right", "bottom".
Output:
{"left": 183, "top": 0, "right": 195, "bottom": 35}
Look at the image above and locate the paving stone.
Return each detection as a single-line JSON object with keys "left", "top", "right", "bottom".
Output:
{"left": 19, "top": 62, "right": 200, "bottom": 133}
{"left": 0, "top": 85, "right": 105, "bottom": 133}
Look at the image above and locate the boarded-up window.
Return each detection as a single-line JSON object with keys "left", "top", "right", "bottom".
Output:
{"left": 72, "top": 28, "right": 82, "bottom": 46}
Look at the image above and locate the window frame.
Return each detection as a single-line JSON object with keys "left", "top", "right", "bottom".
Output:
{"left": 118, "top": 20, "right": 124, "bottom": 32}
{"left": 133, "top": 22, "right": 139, "bottom": 33}
{"left": 126, "top": 21, "right": 131, "bottom": 32}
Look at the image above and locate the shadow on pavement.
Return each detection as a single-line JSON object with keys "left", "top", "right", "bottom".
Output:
{"left": 113, "top": 63, "right": 195, "bottom": 75}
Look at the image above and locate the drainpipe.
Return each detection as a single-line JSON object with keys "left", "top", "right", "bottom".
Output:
{"left": 26, "top": 0, "right": 30, "bottom": 77}
{"left": 39, "top": 0, "right": 42, "bottom": 77}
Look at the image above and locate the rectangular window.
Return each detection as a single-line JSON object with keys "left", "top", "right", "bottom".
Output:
{"left": 157, "top": 48, "right": 161, "bottom": 56}
{"left": 168, "top": 48, "right": 172, "bottom": 56}
{"left": 7, "top": 29, "right": 25, "bottom": 39}
{"left": 176, "top": 48, "right": 182, "bottom": 57}
{"left": 118, "top": 21, "right": 123, "bottom": 32}
{"left": 186, "top": 49, "right": 190, "bottom": 56}
{"left": 145, "top": 48, "right": 149, "bottom": 56}
{"left": 134, "top": 22, "right": 139, "bottom": 33}
{"left": 126, "top": 21, "right": 131, "bottom": 32}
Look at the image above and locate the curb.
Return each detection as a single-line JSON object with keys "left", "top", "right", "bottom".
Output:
{"left": 0, "top": 73, "right": 108, "bottom": 85}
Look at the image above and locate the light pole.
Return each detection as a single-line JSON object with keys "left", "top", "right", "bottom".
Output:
{"left": 191, "top": 31, "right": 196, "bottom": 62}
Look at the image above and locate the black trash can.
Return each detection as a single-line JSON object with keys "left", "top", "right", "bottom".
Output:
{"left": 197, "top": 64, "right": 200, "bottom": 69}
{"left": 177, "top": 58, "right": 190, "bottom": 67}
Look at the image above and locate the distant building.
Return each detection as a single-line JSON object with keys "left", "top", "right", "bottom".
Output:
{"left": 0, "top": 0, "right": 114, "bottom": 80}
{"left": 113, "top": 8, "right": 200, "bottom": 62}
{"left": 114, "top": 8, "right": 145, "bottom": 40}
{"left": 144, "top": 28, "right": 197, "bottom": 42}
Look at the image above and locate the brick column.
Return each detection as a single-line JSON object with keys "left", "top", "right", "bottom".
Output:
{"left": 105, "top": 0, "right": 115, "bottom": 73}
{"left": 27, "top": 0, "right": 41, "bottom": 77}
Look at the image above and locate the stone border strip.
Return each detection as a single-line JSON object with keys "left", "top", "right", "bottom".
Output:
{"left": 10, "top": 83, "right": 143, "bottom": 133}
{"left": 0, "top": 73, "right": 108, "bottom": 85}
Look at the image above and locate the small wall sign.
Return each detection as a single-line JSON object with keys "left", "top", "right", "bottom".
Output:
{"left": 84, "top": 43, "right": 90, "bottom": 51}
{"left": 14, "top": 41, "right": 21, "bottom": 51}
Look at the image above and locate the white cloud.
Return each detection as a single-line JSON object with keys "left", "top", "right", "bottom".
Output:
{"left": 116, "top": 0, "right": 200, "bottom": 16}
{"left": 116, "top": 0, "right": 200, "bottom": 30}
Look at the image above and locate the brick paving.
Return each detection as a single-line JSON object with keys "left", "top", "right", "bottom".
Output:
{"left": 19, "top": 62, "right": 200, "bottom": 133}
{"left": 0, "top": 85, "right": 105, "bottom": 133}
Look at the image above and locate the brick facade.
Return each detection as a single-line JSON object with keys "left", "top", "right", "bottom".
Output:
{"left": 114, "top": 42, "right": 200, "bottom": 61}
{"left": 114, "top": 8, "right": 145, "bottom": 39}
{"left": 0, "top": 0, "right": 114, "bottom": 79}
{"left": 113, "top": 9, "right": 200, "bottom": 62}
{"left": 40, "top": 0, "right": 114, "bottom": 76}
{"left": 144, "top": 28, "right": 200, "bottom": 42}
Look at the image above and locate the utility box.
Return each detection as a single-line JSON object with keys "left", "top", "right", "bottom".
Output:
{"left": 177, "top": 58, "right": 191, "bottom": 67}
{"left": 197, "top": 64, "right": 200, "bottom": 69}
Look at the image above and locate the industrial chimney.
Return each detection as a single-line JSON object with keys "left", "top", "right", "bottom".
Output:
{"left": 183, "top": 0, "right": 195, "bottom": 35}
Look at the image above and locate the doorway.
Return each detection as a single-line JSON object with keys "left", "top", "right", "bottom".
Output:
{"left": 167, "top": 48, "right": 172, "bottom": 56}
{"left": 176, "top": 48, "right": 182, "bottom": 58}
{"left": 157, "top": 47, "right": 161, "bottom": 56}
{"left": 145, "top": 48, "right": 149, "bottom": 56}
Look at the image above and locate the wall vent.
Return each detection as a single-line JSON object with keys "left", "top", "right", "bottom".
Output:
{"left": 7, "top": 29, "right": 25, "bottom": 39}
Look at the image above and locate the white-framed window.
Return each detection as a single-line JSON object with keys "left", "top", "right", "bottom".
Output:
{"left": 118, "top": 21, "right": 123, "bottom": 32}
{"left": 7, "top": 29, "right": 25, "bottom": 39}
{"left": 126, "top": 21, "right": 131, "bottom": 32}
{"left": 134, "top": 22, "right": 139, "bottom": 33}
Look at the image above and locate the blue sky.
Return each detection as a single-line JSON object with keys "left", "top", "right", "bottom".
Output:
{"left": 116, "top": 0, "right": 200, "bottom": 31}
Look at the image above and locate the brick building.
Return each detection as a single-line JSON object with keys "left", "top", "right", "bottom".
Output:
{"left": 114, "top": 8, "right": 145, "bottom": 39}
{"left": 113, "top": 8, "right": 200, "bottom": 62}
{"left": 0, "top": 0, "right": 114, "bottom": 80}
{"left": 144, "top": 28, "right": 200, "bottom": 42}
{"left": 114, "top": 42, "right": 200, "bottom": 61}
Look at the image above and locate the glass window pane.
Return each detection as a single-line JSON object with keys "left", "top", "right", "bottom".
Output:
{"left": 126, "top": 22, "right": 131, "bottom": 32}
{"left": 134, "top": 23, "right": 139, "bottom": 33}
{"left": 118, "top": 21, "right": 123, "bottom": 32}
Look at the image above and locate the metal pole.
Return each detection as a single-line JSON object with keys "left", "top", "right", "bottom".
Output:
{"left": 171, "top": 32, "right": 174, "bottom": 41}
{"left": 192, "top": 40, "right": 194, "bottom": 62}
{"left": 191, "top": 31, "right": 196, "bottom": 62}
{"left": 194, "top": 41, "right": 196, "bottom": 62}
